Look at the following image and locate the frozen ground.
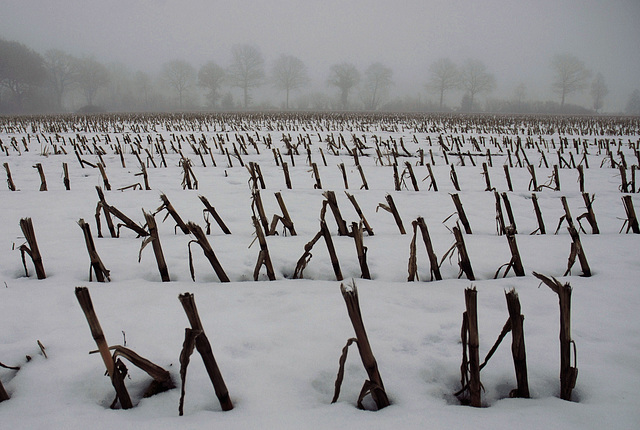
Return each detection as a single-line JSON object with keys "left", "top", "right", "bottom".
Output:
{"left": 1, "top": 114, "right": 639, "bottom": 429}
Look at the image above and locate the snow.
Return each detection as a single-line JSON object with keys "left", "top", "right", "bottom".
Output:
{"left": 1, "top": 114, "right": 639, "bottom": 429}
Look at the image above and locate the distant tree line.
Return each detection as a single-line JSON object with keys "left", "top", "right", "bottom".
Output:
{"left": 0, "top": 37, "right": 637, "bottom": 115}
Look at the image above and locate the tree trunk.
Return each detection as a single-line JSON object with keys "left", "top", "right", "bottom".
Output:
{"left": 341, "top": 89, "right": 348, "bottom": 110}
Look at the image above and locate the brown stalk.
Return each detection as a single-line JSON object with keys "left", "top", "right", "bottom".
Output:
{"left": 505, "top": 289, "right": 530, "bottom": 398}
{"left": 156, "top": 193, "right": 190, "bottom": 235}
{"left": 78, "top": 219, "right": 110, "bottom": 282}
{"left": 532, "top": 272, "right": 578, "bottom": 401}
{"left": 140, "top": 211, "right": 170, "bottom": 282}
{"left": 75, "top": 287, "right": 132, "bottom": 409}
{"left": 252, "top": 215, "right": 276, "bottom": 281}
{"left": 187, "top": 222, "right": 230, "bottom": 283}
{"left": 19, "top": 218, "right": 46, "bottom": 280}
{"left": 335, "top": 281, "right": 390, "bottom": 410}
{"left": 199, "top": 195, "right": 232, "bottom": 235}
{"left": 178, "top": 293, "right": 233, "bottom": 411}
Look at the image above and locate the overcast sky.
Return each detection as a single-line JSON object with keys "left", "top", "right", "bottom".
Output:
{"left": 1, "top": 0, "right": 639, "bottom": 111}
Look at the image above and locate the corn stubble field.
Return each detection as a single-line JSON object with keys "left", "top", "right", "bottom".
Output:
{"left": 1, "top": 112, "right": 639, "bottom": 429}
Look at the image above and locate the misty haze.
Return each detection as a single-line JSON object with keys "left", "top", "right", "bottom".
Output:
{"left": 2, "top": 2, "right": 640, "bottom": 429}
{"left": 1, "top": 0, "right": 639, "bottom": 114}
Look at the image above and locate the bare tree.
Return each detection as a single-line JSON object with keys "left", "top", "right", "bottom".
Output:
{"left": 626, "top": 89, "right": 640, "bottom": 115}
{"left": 458, "top": 59, "right": 495, "bottom": 111}
{"left": 361, "top": 62, "right": 393, "bottom": 111}
{"left": 228, "top": 44, "right": 265, "bottom": 108}
{"left": 133, "top": 71, "right": 152, "bottom": 110}
{"left": 105, "top": 62, "right": 135, "bottom": 111}
{"left": 590, "top": 72, "right": 608, "bottom": 113}
{"left": 427, "top": 58, "right": 458, "bottom": 110}
{"left": 220, "top": 92, "right": 235, "bottom": 110}
{"left": 551, "top": 53, "right": 591, "bottom": 107}
{"left": 198, "top": 61, "right": 226, "bottom": 109}
{"left": 327, "top": 62, "right": 360, "bottom": 110}
{"left": 43, "top": 49, "right": 78, "bottom": 111}
{"left": 0, "top": 38, "right": 46, "bottom": 111}
{"left": 75, "top": 56, "right": 110, "bottom": 107}
{"left": 161, "top": 59, "right": 196, "bottom": 109}
{"left": 513, "top": 82, "right": 527, "bottom": 105}
{"left": 309, "top": 91, "right": 330, "bottom": 111}
{"left": 271, "top": 54, "right": 309, "bottom": 109}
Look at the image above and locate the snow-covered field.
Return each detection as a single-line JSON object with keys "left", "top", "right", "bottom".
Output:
{"left": 1, "top": 113, "right": 639, "bottom": 429}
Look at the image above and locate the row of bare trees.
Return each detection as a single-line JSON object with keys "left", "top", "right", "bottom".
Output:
{"left": 163, "top": 51, "right": 395, "bottom": 111}
{"left": 0, "top": 39, "right": 394, "bottom": 113}
{"left": 0, "top": 37, "right": 621, "bottom": 114}
{"left": 427, "top": 54, "right": 608, "bottom": 113}
{"left": 0, "top": 39, "right": 114, "bottom": 113}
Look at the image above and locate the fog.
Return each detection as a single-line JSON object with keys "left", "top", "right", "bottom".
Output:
{"left": 1, "top": 0, "right": 639, "bottom": 112}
